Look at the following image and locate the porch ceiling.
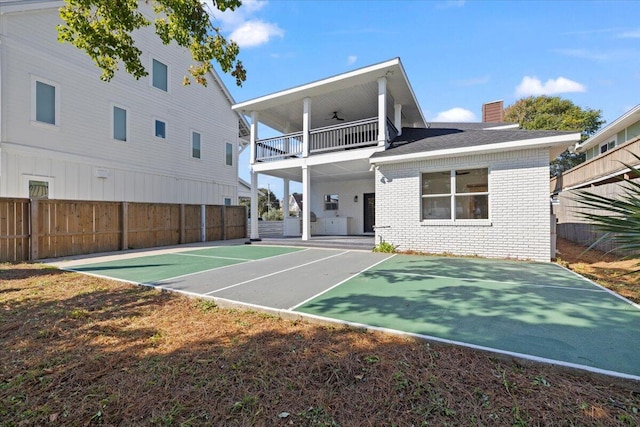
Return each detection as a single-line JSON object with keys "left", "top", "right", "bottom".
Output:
{"left": 233, "top": 58, "right": 426, "bottom": 133}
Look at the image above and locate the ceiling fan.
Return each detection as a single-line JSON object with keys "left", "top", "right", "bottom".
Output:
{"left": 326, "top": 111, "right": 345, "bottom": 121}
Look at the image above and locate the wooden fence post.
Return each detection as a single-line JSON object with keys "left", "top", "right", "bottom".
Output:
{"left": 29, "top": 199, "right": 39, "bottom": 260}
{"left": 221, "top": 205, "right": 226, "bottom": 241}
{"left": 179, "top": 204, "right": 186, "bottom": 244}
{"left": 201, "top": 204, "right": 206, "bottom": 242}
{"left": 121, "top": 202, "right": 128, "bottom": 250}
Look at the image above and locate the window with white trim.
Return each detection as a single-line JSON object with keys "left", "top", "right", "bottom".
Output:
{"left": 421, "top": 168, "right": 489, "bottom": 220}
{"left": 225, "top": 142, "right": 233, "bottom": 166}
{"left": 152, "top": 59, "right": 168, "bottom": 91}
{"left": 112, "top": 105, "right": 128, "bottom": 141}
{"left": 224, "top": 197, "right": 232, "bottom": 206}
{"left": 31, "top": 77, "right": 59, "bottom": 125}
{"left": 155, "top": 119, "right": 166, "bottom": 139}
{"left": 599, "top": 140, "right": 615, "bottom": 155}
{"left": 192, "top": 131, "right": 201, "bottom": 158}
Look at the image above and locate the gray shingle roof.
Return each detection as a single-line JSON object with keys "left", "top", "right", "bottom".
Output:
{"left": 371, "top": 126, "right": 577, "bottom": 159}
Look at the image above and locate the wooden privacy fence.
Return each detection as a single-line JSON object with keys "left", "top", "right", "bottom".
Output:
{"left": 0, "top": 198, "right": 247, "bottom": 262}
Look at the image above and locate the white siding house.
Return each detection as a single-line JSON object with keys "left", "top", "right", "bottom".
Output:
{"left": 551, "top": 104, "right": 640, "bottom": 252}
{"left": 0, "top": 1, "right": 247, "bottom": 204}
{"left": 233, "top": 58, "right": 581, "bottom": 262}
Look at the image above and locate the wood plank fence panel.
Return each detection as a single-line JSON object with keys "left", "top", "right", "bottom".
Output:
{"left": 225, "top": 206, "right": 247, "bottom": 240}
{"left": 183, "top": 205, "right": 202, "bottom": 244}
{"left": 37, "top": 200, "right": 121, "bottom": 259}
{"left": 1, "top": 198, "right": 245, "bottom": 261}
{"left": 127, "top": 203, "right": 180, "bottom": 249}
{"left": 0, "top": 198, "right": 30, "bottom": 262}
{"left": 205, "top": 206, "right": 223, "bottom": 241}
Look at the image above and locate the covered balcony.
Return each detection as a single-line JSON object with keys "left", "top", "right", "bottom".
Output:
{"left": 231, "top": 58, "right": 426, "bottom": 242}
{"left": 255, "top": 117, "right": 399, "bottom": 162}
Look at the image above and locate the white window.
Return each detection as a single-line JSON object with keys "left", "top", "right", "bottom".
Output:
{"left": 324, "top": 194, "right": 339, "bottom": 211}
{"left": 224, "top": 197, "right": 232, "bottom": 206}
{"left": 225, "top": 142, "right": 233, "bottom": 166}
{"left": 23, "top": 175, "right": 54, "bottom": 199}
{"left": 152, "top": 59, "right": 168, "bottom": 91}
{"left": 29, "top": 180, "right": 49, "bottom": 199}
{"left": 421, "top": 168, "right": 489, "bottom": 220}
{"left": 599, "top": 140, "right": 615, "bottom": 155}
{"left": 154, "top": 119, "right": 166, "bottom": 139}
{"left": 192, "top": 131, "right": 201, "bottom": 159}
{"left": 112, "top": 105, "right": 128, "bottom": 141}
{"left": 31, "top": 77, "right": 59, "bottom": 126}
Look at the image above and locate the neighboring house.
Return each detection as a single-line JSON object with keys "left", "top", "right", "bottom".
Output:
{"left": 238, "top": 178, "right": 252, "bottom": 205}
{"left": 288, "top": 193, "right": 303, "bottom": 216}
{"left": 0, "top": 0, "right": 249, "bottom": 204}
{"left": 551, "top": 104, "right": 640, "bottom": 252}
{"left": 233, "top": 58, "right": 580, "bottom": 262}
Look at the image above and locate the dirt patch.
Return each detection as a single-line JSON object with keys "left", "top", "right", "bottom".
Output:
{"left": 1, "top": 257, "right": 639, "bottom": 426}
{"left": 556, "top": 237, "right": 640, "bottom": 303}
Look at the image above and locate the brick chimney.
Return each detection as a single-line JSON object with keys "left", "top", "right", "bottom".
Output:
{"left": 482, "top": 100, "right": 504, "bottom": 122}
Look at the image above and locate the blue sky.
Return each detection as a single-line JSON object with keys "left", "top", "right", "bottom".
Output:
{"left": 207, "top": 0, "right": 640, "bottom": 201}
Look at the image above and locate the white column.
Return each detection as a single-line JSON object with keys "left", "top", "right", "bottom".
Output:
{"left": 302, "top": 97, "right": 311, "bottom": 157}
{"left": 301, "top": 165, "right": 310, "bottom": 240}
{"left": 394, "top": 103, "right": 402, "bottom": 137}
{"left": 250, "top": 111, "right": 258, "bottom": 164}
{"left": 377, "top": 77, "right": 387, "bottom": 146}
{"left": 283, "top": 178, "right": 290, "bottom": 216}
{"left": 250, "top": 170, "right": 259, "bottom": 240}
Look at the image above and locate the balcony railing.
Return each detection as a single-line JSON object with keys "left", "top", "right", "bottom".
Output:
{"left": 310, "top": 117, "right": 379, "bottom": 154}
{"left": 254, "top": 117, "right": 399, "bottom": 162}
{"left": 255, "top": 132, "right": 303, "bottom": 162}
{"left": 551, "top": 136, "right": 640, "bottom": 192}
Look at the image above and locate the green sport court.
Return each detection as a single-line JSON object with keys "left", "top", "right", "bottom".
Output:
{"left": 54, "top": 243, "right": 640, "bottom": 381}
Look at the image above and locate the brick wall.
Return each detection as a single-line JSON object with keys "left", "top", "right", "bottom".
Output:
{"left": 375, "top": 148, "right": 551, "bottom": 262}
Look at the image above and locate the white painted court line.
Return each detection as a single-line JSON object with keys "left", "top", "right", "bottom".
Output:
{"left": 288, "top": 254, "right": 397, "bottom": 310}
{"left": 387, "top": 271, "right": 608, "bottom": 293}
{"left": 293, "top": 311, "right": 640, "bottom": 382}
{"left": 556, "top": 263, "right": 640, "bottom": 310}
{"left": 147, "top": 248, "right": 313, "bottom": 285}
{"left": 204, "top": 250, "right": 351, "bottom": 296}
{"left": 174, "top": 252, "right": 254, "bottom": 262}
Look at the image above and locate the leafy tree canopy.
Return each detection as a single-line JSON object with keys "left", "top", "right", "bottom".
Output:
{"left": 504, "top": 96, "right": 605, "bottom": 176}
{"left": 57, "top": 0, "right": 246, "bottom": 86}
{"left": 258, "top": 188, "right": 279, "bottom": 216}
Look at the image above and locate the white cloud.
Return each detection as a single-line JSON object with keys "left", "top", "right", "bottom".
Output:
{"left": 202, "top": 0, "right": 283, "bottom": 48}
{"left": 229, "top": 20, "right": 284, "bottom": 48}
{"left": 347, "top": 55, "right": 357, "bottom": 66}
{"left": 618, "top": 29, "right": 640, "bottom": 38}
{"left": 515, "top": 76, "right": 586, "bottom": 96}
{"left": 432, "top": 108, "right": 477, "bottom": 122}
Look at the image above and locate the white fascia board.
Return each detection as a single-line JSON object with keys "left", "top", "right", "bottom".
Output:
{"left": 307, "top": 146, "right": 383, "bottom": 166}
{"left": 252, "top": 146, "right": 383, "bottom": 173}
{"left": 370, "top": 133, "right": 581, "bottom": 165}
{"left": 394, "top": 59, "right": 427, "bottom": 127}
{"left": 232, "top": 58, "right": 401, "bottom": 111}
{"left": 251, "top": 157, "right": 305, "bottom": 173}
{"left": 483, "top": 123, "right": 520, "bottom": 130}
{"left": 576, "top": 104, "right": 640, "bottom": 152}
